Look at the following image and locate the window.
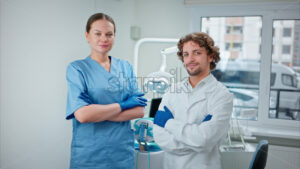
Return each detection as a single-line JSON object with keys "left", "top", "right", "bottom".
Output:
{"left": 201, "top": 16, "right": 262, "bottom": 120}
{"left": 226, "top": 27, "right": 230, "bottom": 34}
{"left": 271, "top": 19, "right": 300, "bottom": 121}
{"left": 282, "top": 74, "right": 298, "bottom": 87}
{"left": 226, "top": 26, "right": 243, "bottom": 34}
{"left": 225, "top": 42, "right": 242, "bottom": 51}
{"left": 282, "top": 74, "right": 293, "bottom": 86}
{"left": 283, "top": 27, "right": 292, "bottom": 37}
{"left": 282, "top": 45, "right": 291, "bottom": 54}
{"left": 193, "top": 4, "right": 300, "bottom": 143}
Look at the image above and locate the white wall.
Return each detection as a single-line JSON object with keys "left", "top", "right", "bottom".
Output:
{"left": 0, "top": 0, "right": 135, "bottom": 168}
{"left": 0, "top": 0, "right": 94, "bottom": 168}
{"left": 134, "top": 0, "right": 190, "bottom": 78}
{"left": 0, "top": 0, "right": 188, "bottom": 168}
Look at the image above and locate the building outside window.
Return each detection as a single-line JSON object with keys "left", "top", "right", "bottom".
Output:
{"left": 282, "top": 45, "right": 291, "bottom": 54}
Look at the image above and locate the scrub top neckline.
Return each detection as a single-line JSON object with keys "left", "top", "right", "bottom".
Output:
{"left": 87, "top": 55, "right": 115, "bottom": 74}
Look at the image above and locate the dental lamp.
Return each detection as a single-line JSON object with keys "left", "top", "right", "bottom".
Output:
{"left": 133, "top": 38, "right": 179, "bottom": 94}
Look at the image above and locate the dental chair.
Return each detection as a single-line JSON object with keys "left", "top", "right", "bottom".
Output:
{"left": 249, "top": 140, "right": 269, "bottom": 169}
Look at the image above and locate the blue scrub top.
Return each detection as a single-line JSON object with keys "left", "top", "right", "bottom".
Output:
{"left": 66, "top": 56, "right": 139, "bottom": 169}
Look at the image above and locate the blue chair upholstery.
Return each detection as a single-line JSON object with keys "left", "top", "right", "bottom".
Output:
{"left": 249, "top": 140, "right": 269, "bottom": 169}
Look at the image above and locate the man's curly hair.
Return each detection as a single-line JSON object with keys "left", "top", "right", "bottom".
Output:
{"left": 177, "top": 32, "right": 220, "bottom": 70}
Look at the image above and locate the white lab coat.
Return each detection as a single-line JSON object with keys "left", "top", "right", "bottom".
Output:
{"left": 153, "top": 74, "right": 233, "bottom": 169}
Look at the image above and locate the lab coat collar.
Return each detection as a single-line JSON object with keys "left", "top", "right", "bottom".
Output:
{"left": 183, "top": 74, "right": 216, "bottom": 93}
{"left": 183, "top": 74, "right": 218, "bottom": 107}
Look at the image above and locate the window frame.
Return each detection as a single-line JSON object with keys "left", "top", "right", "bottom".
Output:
{"left": 190, "top": 2, "right": 300, "bottom": 139}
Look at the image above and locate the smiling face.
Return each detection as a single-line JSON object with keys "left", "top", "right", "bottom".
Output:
{"left": 85, "top": 19, "right": 115, "bottom": 56}
{"left": 182, "top": 41, "right": 213, "bottom": 77}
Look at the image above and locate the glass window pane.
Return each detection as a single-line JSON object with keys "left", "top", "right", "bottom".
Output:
{"left": 270, "top": 19, "right": 300, "bottom": 121}
{"left": 282, "top": 74, "right": 293, "bottom": 87}
{"left": 283, "top": 28, "right": 292, "bottom": 37}
{"left": 201, "top": 16, "right": 262, "bottom": 120}
{"left": 282, "top": 45, "right": 291, "bottom": 54}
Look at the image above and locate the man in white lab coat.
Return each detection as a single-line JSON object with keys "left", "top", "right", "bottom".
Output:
{"left": 153, "top": 32, "right": 233, "bottom": 169}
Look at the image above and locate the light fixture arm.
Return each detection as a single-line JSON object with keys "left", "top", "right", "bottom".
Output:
{"left": 133, "top": 38, "right": 179, "bottom": 75}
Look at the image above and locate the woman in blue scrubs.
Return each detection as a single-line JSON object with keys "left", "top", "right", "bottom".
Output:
{"left": 66, "top": 13, "right": 147, "bottom": 169}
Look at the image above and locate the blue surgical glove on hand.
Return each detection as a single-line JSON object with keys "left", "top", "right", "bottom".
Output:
{"left": 119, "top": 93, "right": 147, "bottom": 111}
{"left": 154, "top": 106, "right": 174, "bottom": 128}
{"left": 202, "top": 114, "right": 212, "bottom": 122}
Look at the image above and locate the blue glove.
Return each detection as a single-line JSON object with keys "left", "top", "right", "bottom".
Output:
{"left": 154, "top": 106, "right": 174, "bottom": 128}
{"left": 119, "top": 93, "right": 147, "bottom": 111}
{"left": 202, "top": 114, "right": 212, "bottom": 122}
